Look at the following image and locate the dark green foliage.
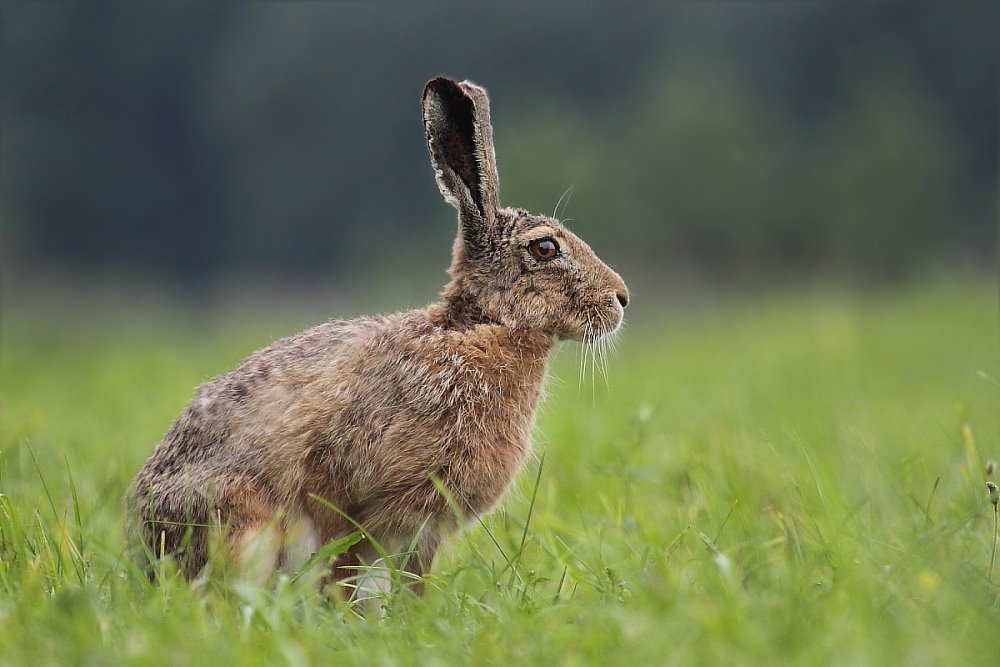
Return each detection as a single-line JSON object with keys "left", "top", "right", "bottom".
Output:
{"left": 1, "top": 3, "right": 996, "bottom": 286}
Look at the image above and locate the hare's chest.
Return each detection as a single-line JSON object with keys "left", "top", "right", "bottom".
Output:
{"left": 444, "top": 387, "right": 540, "bottom": 516}
{"left": 377, "top": 322, "right": 551, "bottom": 517}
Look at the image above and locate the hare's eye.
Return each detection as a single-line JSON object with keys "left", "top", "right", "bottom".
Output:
{"left": 528, "top": 238, "right": 559, "bottom": 261}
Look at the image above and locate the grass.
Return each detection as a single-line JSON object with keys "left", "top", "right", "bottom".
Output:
{"left": 1, "top": 275, "right": 999, "bottom": 665}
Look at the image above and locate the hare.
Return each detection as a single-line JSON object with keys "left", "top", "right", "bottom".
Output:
{"left": 128, "top": 77, "right": 628, "bottom": 598}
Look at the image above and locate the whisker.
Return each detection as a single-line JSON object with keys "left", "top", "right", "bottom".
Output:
{"left": 600, "top": 321, "right": 611, "bottom": 388}
{"left": 599, "top": 334, "right": 610, "bottom": 389}
{"left": 552, "top": 185, "right": 575, "bottom": 221}
{"left": 587, "top": 318, "right": 597, "bottom": 401}
{"left": 608, "top": 331, "right": 621, "bottom": 361}
{"left": 575, "top": 314, "right": 624, "bottom": 395}
{"left": 587, "top": 322, "right": 594, "bottom": 386}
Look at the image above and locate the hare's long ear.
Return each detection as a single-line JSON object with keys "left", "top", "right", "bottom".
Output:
{"left": 422, "top": 77, "right": 500, "bottom": 253}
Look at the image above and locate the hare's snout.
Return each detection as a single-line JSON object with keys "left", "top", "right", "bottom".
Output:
{"left": 604, "top": 281, "right": 629, "bottom": 333}
{"left": 609, "top": 274, "right": 629, "bottom": 314}
{"left": 602, "top": 291, "right": 627, "bottom": 314}
{"left": 608, "top": 297, "right": 626, "bottom": 331}
{"left": 590, "top": 290, "right": 627, "bottom": 338}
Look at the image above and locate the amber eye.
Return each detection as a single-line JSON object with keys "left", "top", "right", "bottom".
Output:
{"left": 528, "top": 238, "right": 559, "bottom": 261}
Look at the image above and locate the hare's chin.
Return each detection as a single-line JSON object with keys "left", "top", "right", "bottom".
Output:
{"left": 604, "top": 309, "right": 625, "bottom": 335}
{"left": 602, "top": 317, "right": 624, "bottom": 338}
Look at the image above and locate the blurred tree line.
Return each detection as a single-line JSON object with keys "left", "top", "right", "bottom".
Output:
{"left": 1, "top": 2, "right": 996, "bottom": 290}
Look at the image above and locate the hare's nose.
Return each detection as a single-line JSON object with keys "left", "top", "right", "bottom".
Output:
{"left": 616, "top": 291, "right": 629, "bottom": 308}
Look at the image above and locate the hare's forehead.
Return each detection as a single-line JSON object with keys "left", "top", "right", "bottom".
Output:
{"left": 504, "top": 210, "right": 565, "bottom": 239}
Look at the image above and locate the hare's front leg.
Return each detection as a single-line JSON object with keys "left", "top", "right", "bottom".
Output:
{"left": 399, "top": 528, "right": 442, "bottom": 596}
{"left": 330, "top": 526, "right": 441, "bottom": 604}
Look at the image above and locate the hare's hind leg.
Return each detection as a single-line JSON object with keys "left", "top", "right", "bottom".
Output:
{"left": 232, "top": 520, "right": 283, "bottom": 584}
{"left": 212, "top": 475, "right": 284, "bottom": 583}
{"left": 130, "top": 480, "right": 212, "bottom": 579}
{"left": 132, "top": 473, "right": 283, "bottom": 581}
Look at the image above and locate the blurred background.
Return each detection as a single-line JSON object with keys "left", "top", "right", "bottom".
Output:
{"left": 1, "top": 2, "right": 997, "bottom": 315}
{"left": 3, "top": 6, "right": 1000, "bottom": 658}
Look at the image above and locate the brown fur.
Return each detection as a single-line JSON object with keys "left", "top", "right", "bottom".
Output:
{"left": 127, "top": 77, "right": 628, "bottom": 595}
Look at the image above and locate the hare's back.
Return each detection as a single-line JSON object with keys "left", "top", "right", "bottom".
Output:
{"left": 135, "top": 317, "right": 391, "bottom": 481}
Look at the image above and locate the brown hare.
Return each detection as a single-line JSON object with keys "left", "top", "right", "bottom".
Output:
{"left": 128, "top": 77, "right": 628, "bottom": 599}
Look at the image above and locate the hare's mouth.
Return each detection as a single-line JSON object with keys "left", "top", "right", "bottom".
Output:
{"left": 580, "top": 306, "right": 624, "bottom": 344}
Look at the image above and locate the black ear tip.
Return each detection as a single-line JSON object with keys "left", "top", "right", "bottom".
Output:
{"left": 427, "top": 75, "right": 457, "bottom": 86}
{"left": 424, "top": 76, "right": 461, "bottom": 98}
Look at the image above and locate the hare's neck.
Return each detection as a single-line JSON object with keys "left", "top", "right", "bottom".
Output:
{"left": 426, "top": 293, "right": 554, "bottom": 362}
{"left": 433, "top": 281, "right": 501, "bottom": 330}
{"left": 432, "top": 280, "right": 554, "bottom": 367}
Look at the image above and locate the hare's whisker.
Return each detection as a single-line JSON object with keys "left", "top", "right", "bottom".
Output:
{"left": 598, "top": 334, "right": 610, "bottom": 389}
{"left": 552, "top": 185, "right": 575, "bottom": 221}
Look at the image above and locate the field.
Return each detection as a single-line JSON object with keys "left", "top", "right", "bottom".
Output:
{"left": 2, "top": 276, "right": 999, "bottom": 665}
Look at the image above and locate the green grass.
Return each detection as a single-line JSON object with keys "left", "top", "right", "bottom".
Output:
{"left": 2, "top": 276, "right": 999, "bottom": 665}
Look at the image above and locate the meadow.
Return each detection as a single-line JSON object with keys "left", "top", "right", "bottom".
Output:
{"left": 2, "top": 275, "right": 999, "bottom": 665}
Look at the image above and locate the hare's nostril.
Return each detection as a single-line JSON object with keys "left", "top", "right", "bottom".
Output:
{"left": 616, "top": 292, "right": 629, "bottom": 308}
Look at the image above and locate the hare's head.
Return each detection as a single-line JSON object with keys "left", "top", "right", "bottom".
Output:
{"left": 423, "top": 77, "right": 628, "bottom": 342}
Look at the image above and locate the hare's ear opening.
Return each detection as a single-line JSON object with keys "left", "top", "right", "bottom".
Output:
{"left": 422, "top": 77, "right": 500, "bottom": 253}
